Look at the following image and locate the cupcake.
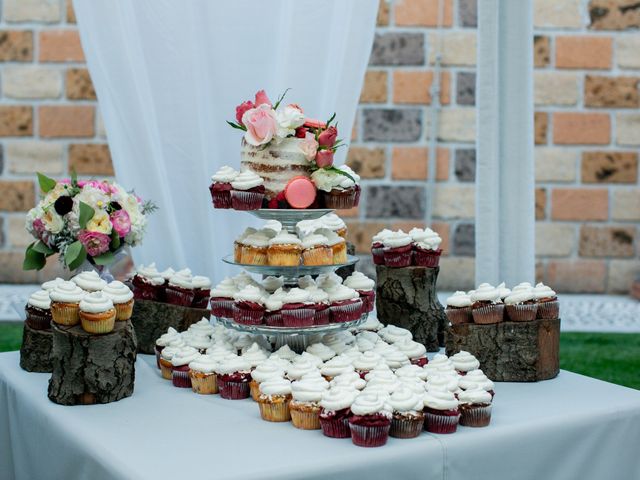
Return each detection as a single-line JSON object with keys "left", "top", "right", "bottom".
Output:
{"left": 210, "top": 278, "right": 238, "bottom": 318}
{"left": 234, "top": 228, "right": 256, "bottom": 262}
{"left": 189, "top": 354, "right": 219, "bottom": 394}
{"left": 25, "top": 290, "right": 52, "bottom": 330}
{"left": 216, "top": 356, "right": 252, "bottom": 400}
{"left": 426, "top": 374, "right": 459, "bottom": 394}
{"left": 157, "top": 267, "right": 174, "bottom": 301}
{"left": 319, "top": 388, "right": 358, "bottom": 438}
{"left": 458, "top": 369, "right": 495, "bottom": 398}
{"left": 230, "top": 169, "right": 265, "bottom": 210}
{"left": 70, "top": 270, "right": 107, "bottom": 292}
{"left": 497, "top": 282, "right": 511, "bottom": 303}
{"left": 102, "top": 281, "right": 134, "bottom": 321}
{"left": 316, "top": 272, "right": 343, "bottom": 290}
{"left": 358, "top": 316, "right": 383, "bottom": 332}
{"left": 264, "top": 289, "right": 285, "bottom": 327}
{"left": 382, "top": 231, "right": 413, "bottom": 267}
{"left": 330, "top": 371, "right": 367, "bottom": 391}
{"left": 410, "top": 227, "right": 443, "bottom": 268}
{"left": 371, "top": 229, "right": 393, "bottom": 266}
{"left": 158, "top": 345, "right": 181, "bottom": 380}
{"left": 348, "top": 392, "right": 392, "bottom": 447}
{"left": 154, "top": 327, "right": 181, "bottom": 368}
{"left": 267, "top": 231, "right": 302, "bottom": 266}
{"left": 210, "top": 165, "right": 238, "bottom": 209}
{"left": 458, "top": 388, "right": 492, "bottom": 427}
{"left": 450, "top": 351, "right": 480, "bottom": 375}
{"left": 290, "top": 373, "right": 329, "bottom": 430}
{"left": 470, "top": 283, "right": 504, "bottom": 324}
{"left": 41, "top": 277, "right": 64, "bottom": 291}
{"left": 311, "top": 168, "right": 356, "bottom": 209}
{"left": 343, "top": 272, "right": 376, "bottom": 313}
{"left": 49, "top": 281, "right": 85, "bottom": 326}
{"left": 382, "top": 349, "right": 411, "bottom": 370}
{"left": 232, "top": 285, "right": 266, "bottom": 325}
{"left": 320, "top": 355, "right": 355, "bottom": 381}
{"left": 241, "top": 343, "right": 269, "bottom": 370}
{"left": 423, "top": 389, "right": 460, "bottom": 434}
{"left": 191, "top": 275, "right": 212, "bottom": 309}
{"left": 305, "top": 286, "right": 330, "bottom": 325}
{"left": 395, "top": 364, "right": 429, "bottom": 382}
{"left": 504, "top": 283, "right": 538, "bottom": 322}
{"left": 353, "top": 351, "right": 382, "bottom": 379}
{"left": 321, "top": 213, "right": 348, "bottom": 238}
{"left": 273, "top": 344, "right": 299, "bottom": 362}
{"left": 379, "top": 324, "right": 413, "bottom": 344}
{"left": 286, "top": 359, "right": 318, "bottom": 381}
{"left": 445, "top": 291, "right": 473, "bottom": 325}
{"left": 328, "top": 285, "right": 363, "bottom": 323}
{"left": 183, "top": 332, "right": 213, "bottom": 354}
{"left": 257, "top": 377, "right": 293, "bottom": 422}
{"left": 394, "top": 339, "right": 427, "bottom": 367}
{"left": 388, "top": 386, "right": 425, "bottom": 438}
{"left": 320, "top": 230, "right": 347, "bottom": 265}
{"left": 165, "top": 269, "right": 195, "bottom": 307}
{"left": 306, "top": 343, "right": 336, "bottom": 362}
{"left": 170, "top": 346, "right": 200, "bottom": 388}
{"left": 301, "top": 234, "right": 332, "bottom": 266}
{"left": 79, "top": 291, "right": 117, "bottom": 334}
{"left": 262, "top": 276, "right": 284, "bottom": 294}
{"left": 241, "top": 232, "right": 270, "bottom": 265}
{"left": 281, "top": 288, "right": 314, "bottom": 327}
{"left": 131, "top": 263, "right": 164, "bottom": 301}
{"left": 249, "top": 362, "right": 286, "bottom": 401}
{"left": 533, "top": 282, "right": 559, "bottom": 319}
{"left": 261, "top": 220, "right": 282, "bottom": 237}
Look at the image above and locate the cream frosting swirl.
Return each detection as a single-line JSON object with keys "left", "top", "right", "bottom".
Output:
{"left": 251, "top": 362, "right": 285, "bottom": 383}
{"left": 268, "top": 230, "right": 302, "bottom": 246}
{"left": 211, "top": 165, "right": 239, "bottom": 183}
{"left": 459, "top": 369, "right": 495, "bottom": 392}
{"left": 214, "top": 355, "right": 251, "bottom": 374}
{"left": 41, "top": 277, "right": 64, "bottom": 291}
{"left": 382, "top": 231, "right": 412, "bottom": 248}
{"left": 262, "top": 276, "right": 284, "bottom": 293}
{"left": 103, "top": 281, "right": 133, "bottom": 304}
{"left": 388, "top": 386, "right": 424, "bottom": 413}
{"left": 298, "top": 351, "right": 323, "bottom": 367}
{"left": 231, "top": 169, "right": 264, "bottom": 190}
{"left": 379, "top": 325, "right": 413, "bottom": 344}
{"left": 170, "top": 346, "right": 200, "bottom": 367}
{"left": 395, "top": 364, "right": 429, "bottom": 381}
{"left": 236, "top": 227, "right": 257, "bottom": 243}
{"left": 496, "top": 282, "right": 511, "bottom": 300}
{"left": 305, "top": 286, "right": 329, "bottom": 304}
{"left": 394, "top": 339, "right": 426, "bottom": 360}
{"left": 315, "top": 272, "right": 343, "bottom": 289}
{"left": 383, "top": 349, "right": 410, "bottom": 369}
{"left": 71, "top": 270, "right": 107, "bottom": 292}
{"left": 273, "top": 344, "right": 298, "bottom": 361}
{"left": 423, "top": 389, "right": 459, "bottom": 411}
{"left": 192, "top": 276, "right": 211, "bottom": 289}
{"left": 291, "top": 375, "right": 329, "bottom": 403}
{"left": 372, "top": 229, "right": 393, "bottom": 244}
{"left": 327, "top": 285, "right": 359, "bottom": 302}
{"left": 156, "top": 327, "right": 181, "bottom": 347}
{"left": 359, "top": 316, "right": 383, "bottom": 331}
{"left": 160, "top": 345, "right": 181, "bottom": 361}
{"left": 320, "top": 388, "right": 358, "bottom": 411}
{"left": 169, "top": 269, "right": 193, "bottom": 289}
{"left": 353, "top": 351, "right": 382, "bottom": 371}
{"left": 320, "top": 355, "right": 355, "bottom": 378}
{"left": 458, "top": 388, "right": 492, "bottom": 405}
{"left": 321, "top": 213, "right": 346, "bottom": 231}
{"left": 135, "top": 263, "right": 164, "bottom": 284}
{"left": 350, "top": 392, "right": 391, "bottom": 417}
{"left": 306, "top": 343, "right": 336, "bottom": 361}
{"left": 504, "top": 286, "right": 535, "bottom": 305}
{"left": 283, "top": 287, "right": 310, "bottom": 304}
{"left": 446, "top": 291, "right": 472, "bottom": 308}
{"left": 259, "top": 377, "right": 291, "bottom": 396}
{"left": 160, "top": 267, "right": 175, "bottom": 281}
{"left": 242, "top": 343, "right": 269, "bottom": 368}
{"left": 297, "top": 275, "right": 316, "bottom": 289}
{"left": 211, "top": 278, "right": 238, "bottom": 298}
{"left": 28, "top": 289, "right": 51, "bottom": 310}
{"left": 286, "top": 359, "right": 318, "bottom": 381}
{"left": 426, "top": 374, "right": 459, "bottom": 393}
{"left": 189, "top": 354, "right": 217, "bottom": 373}
{"left": 319, "top": 229, "right": 345, "bottom": 247}
{"left": 343, "top": 272, "right": 375, "bottom": 291}
{"left": 330, "top": 371, "right": 366, "bottom": 390}
{"left": 534, "top": 282, "right": 556, "bottom": 300}
{"left": 450, "top": 351, "right": 480, "bottom": 372}
{"left": 301, "top": 234, "right": 329, "bottom": 249}
{"left": 79, "top": 291, "right": 114, "bottom": 313}
{"left": 470, "top": 283, "right": 500, "bottom": 303}
{"left": 233, "top": 285, "right": 266, "bottom": 304}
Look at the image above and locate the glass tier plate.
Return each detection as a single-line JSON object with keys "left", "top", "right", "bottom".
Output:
{"left": 222, "top": 254, "right": 358, "bottom": 278}
{"left": 247, "top": 209, "right": 334, "bottom": 231}
{"left": 215, "top": 311, "right": 369, "bottom": 336}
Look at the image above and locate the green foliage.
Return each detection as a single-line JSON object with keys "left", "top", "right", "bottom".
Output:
{"left": 78, "top": 202, "right": 95, "bottom": 229}
{"left": 226, "top": 121, "right": 247, "bottom": 132}
{"left": 37, "top": 172, "right": 57, "bottom": 193}
{"left": 22, "top": 243, "right": 46, "bottom": 271}
{"left": 64, "top": 241, "right": 87, "bottom": 270}
{"left": 93, "top": 251, "right": 114, "bottom": 266}
{"left": 110, "top": 229, "right": 121, "bottom": 250}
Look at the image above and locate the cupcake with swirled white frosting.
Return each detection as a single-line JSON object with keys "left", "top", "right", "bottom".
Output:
{"left": 234, "top": 227, "right": 256, "bottom": 263}
{"left": 188, "top": 354, "right": 219, "bottom": 394}
{"left": 327, "top": 285, "right": 362, "bottom": 323}
{"left": 210, "top": 165, "right": 238, "bottom": 209}
{"left": 319, "top": 388, "right": 358, "bottom": 438}
{"left": 154, "top": 327, "right": 181, "bottom": 368}
{"left": 215, "top": 355, "right": 252, "bottom": 400}
{"left": 165, "top": 269, "right": 195, "bottom": 307}
{"left": 257, "top": 376, "right": 293, "bottom": 422}
{"left": 267, "top": 230, "right": 302, "bottom": 266}
{"left": 25, "top": 289, "right": 53, "bottom": 330}
{"left": 131, "top": 263, "right": 165, "bottom": 301}
{"left": 445, "top": 291, "right": 473, "bottom": 325}
{"left": 210, "top": 277, "right": 238, "bottom": 319}
{"left": 305, "top": 286, "right": 330, "bottom": 325}
{"left": 533, "top": 282, "right": 559, "bottom": 319}
{"left": 191, "top": 275, "right": 212, "bottom": 309}
{"left": 71, "top": 270, "right": 107, "bottom": 292}
{"left": 458, "top": 388, "right": 492, "bottom": 427}
{"left": 230, "top": 168, "right": 265, "bottom": 210}
{"left": 321, "top": 213, "right": 347, "bottom": 238}
{"left": 343, "top": 271, "right": 376, "bottom": 313}
{"left": 281, "top": 287, "right": 314, "bottom": 327}
{"left": 170, "top": 346, "right": 200, "bottom": 388}
{"left": 318, "top": 229, "right": 347, "bottom": 265}
{"left": 504, "top": 283, "right": 538, "bottom": 322}
{"left": 79, "top": 291, "right": 116, "bottom": 334}
{"left": 388, "top": 386, "right": 425, "bottom": 439}
{"left": 450, "top": 351, "right": 480, "bottom": 374}
{"left": 102, "top": 280, "right": 134, "bottom": 321}
{"left": 379, "top": 324, "right": 413, "bottom": 344}
{"left": 371, "top": 228, "right": 393, "bottom": 265}
{"left": 410, "top": 227, "right": 443, "bottom": 268}
{"left": 394, "top": 338, "right": 427, "bottom": 366}
{"left": 249, "top": 361, "right": 286, "bottom": 401}
{"left": 301, "top": 233, "right": 332, "bottom": 266}
{"left": 423, "top": 389, "right": 460, "bottom": 434}
{"left": 348, "top": 392, "right": 392, "bottom": 447}
{"left": 382, "top": 230, "right": 413, "bottom": 267}
{"left": 290, "top": 373, "right": 329, "bottom": 430}
{"left": 470, "top": 283, "right": 504, "bottom": 324}
{"left": 232, "top": 285, "right": 266, "bottom": 325}
{"left": 41, "top": 277, "right": 65, "bottom": 291}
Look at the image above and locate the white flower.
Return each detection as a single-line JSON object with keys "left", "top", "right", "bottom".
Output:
{"left": 75, "top": 186, "right": 109, "bottom": 211}
{"left": 122, "top": 194, "right": 142, "bottom": 223}
{"left": 42, "top": 208, "right": 64, "bottom": 234}
{"left": 276, "top": 105, "right": 305, "bottom": 139}
{"left": 85, "top": 210, "right": 112, "bottom": 234}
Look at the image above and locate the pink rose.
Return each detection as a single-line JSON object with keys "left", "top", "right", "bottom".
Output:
{"left": 299, "top": 135, "right": 319, "bottom": 162}
{"left": 315, "top": 149, "right": 334, "bottom": 168}
{"left": 110, "top": 209, "right": 131, "bottom": 237}
{"left": 242, "top": 104, "right": 278, "bottom": 146}
{"left": 295, "top": 126, "right": 308, "bottom": 138}
{"left": 254, "top": 89, "right": 272, "bottom": 107}
{"left": 318, "top": 126, "right": 338, "bottom": 148}
{"left": 78, "top": 230, "right": 111, "bottom": 257}
{"left": 235, "top": 100, "right": 255, "bottom": 125}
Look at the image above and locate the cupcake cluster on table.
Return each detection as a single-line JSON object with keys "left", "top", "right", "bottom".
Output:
{"left": 24, "top": 271, "right": 134, "bottom": 335}
{"left": 211, "top": 271, "right": 375, "bottom": 327}
{"left": 371, "top": 227, "right": 443, "bottom": 268}
{"left": 234, "top": 215, "right": 349, "bottom": 267}
{"left": 129, "top": 263, "right": 211, "bottom": 309}
{"left": 154, "top": 318, "right": 495, "bottom": 447}
{"left": 445, "top": 282, "right": 559, "bottom": 325}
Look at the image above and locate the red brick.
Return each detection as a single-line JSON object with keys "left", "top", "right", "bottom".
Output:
{"left": 553, "top": 113, "right": 610, "bottom": 145}
{"left": 556, "top": 36, "right": 612, "bottom": 69}
{"left": 39, "top": 106, "right": 95, "bottom": 138}
{"left": 546, "top": 260, "right": 606, "bottom": 293}
{"left": 0, "top": 106, "right": 33, "bottom": 136}
{"left": 0, "top": 180, "right": 35, "bottom": 211}
{"left": 395, "top": 0, "right": 453, "bottom": 26}
{"left": 0, "top": 30, "right": 33, "bottom": 61}
{"left": 360, "top": 71, "right": 387, "bottom": 103}
{"left": 66, "top": 68, "right": 96, "bottom": 100}
{"left": 535, "top": 112, "right": 548, "bottom": 145}
{"left": 551, "top": 188, "right": 609, "bottom": 221}
{"left": 345, "top": 221, "right": 387, "bottom": 254}
{"left": 391, "top": 146, "right": 449, "bottom": 180}
{"left": 393, "top": 71, "right": 451, "bottom": 105}
{"left": 39, "top": 30, "right": 84, "bottom": 62}
{"left": 69, "top": 144, "right": 113, "bottom": 175}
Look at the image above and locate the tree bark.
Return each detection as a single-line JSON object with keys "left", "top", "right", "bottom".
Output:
{"left": 445, "top": 318, "right": 560, "bottom": 382}
{"left": 375, "top": 265, "right": 447, "bottom": 352}
{"left": 130, "top": 299, "right": 210, "bottom": 354}
{"left": 48, "top": 321, "right": 137, "bottom": 405}
{"left": 20, "top": 323, "right": 53, "bottom": 373}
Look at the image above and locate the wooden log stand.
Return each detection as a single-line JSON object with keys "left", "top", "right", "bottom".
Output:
{"left": 130, "top": 299, "right": 210, "bottom": 354}
{"left": 19, "top": 323, "right": 53, "bottom": 373}
{"left": 48, "top": 321, "right": 137, "bottom": 405}
{"left": 445, "top": 318, "right": 561, "bottom": 382}
{"left": 375, "top": 265, "right": 447, "bottom": 352}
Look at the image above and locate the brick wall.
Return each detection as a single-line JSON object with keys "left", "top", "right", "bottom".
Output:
{"left": 0, "top": 0, "right": 638, "bottom": 293}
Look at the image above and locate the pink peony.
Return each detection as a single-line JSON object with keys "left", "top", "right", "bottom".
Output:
{"left": 318, "top": 126, "right": 338, "bottom": 148}
{"left": 242, "top": 104, "right": 278, "bottom": 146}
{"left": 78, "top": 230, "right": 111, "bottom": 257}
{"left": 299, "top": 135, "right": 319, "bottom": 162}
{"left": 110, "top": 209, "right": 131, "bottom": 237}
{"left": 235, "top": 100, "right": 255, "bottom": 125}
{"left": 315, "top": 149, "right": 334, "bottom": 168}
{"left": 254, "top": 89, "right": 272, "bottom": 107}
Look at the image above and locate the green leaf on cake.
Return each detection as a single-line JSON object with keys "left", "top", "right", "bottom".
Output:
{"left": 23, "top": 243, "right": 46, "bottom": 271}
{"left": 64, "top": 240, "right": 87, "bottom": 270}
{"left": 78, "top": 201, "right": 95, "bottom": 229}
{"left": 327, "top": 166, "right": 355, "bottom": 184}
{"left": 32, "top": 240, "right": 54, "bottom": 256}
{"left": 93, "top": 251, "right": 114, "bottom": 266}
{"left": 37, "top": 172, "right": 57, "bottom": 193}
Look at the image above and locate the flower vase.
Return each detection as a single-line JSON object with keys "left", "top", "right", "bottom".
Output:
{"left": 75, "top": 248, "right": 133, "bottom": 283}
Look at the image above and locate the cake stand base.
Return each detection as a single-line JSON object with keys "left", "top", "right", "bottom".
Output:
{"left": 19, "top": 323, "right": 53, "bottom": 373}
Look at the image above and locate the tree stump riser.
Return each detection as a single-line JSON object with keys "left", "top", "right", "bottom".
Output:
{"left": 20, "top": 323, "right": 53, "bottom": 373}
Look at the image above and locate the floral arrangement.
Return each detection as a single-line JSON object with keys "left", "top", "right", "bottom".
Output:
{"left": 23, "top": 172, "right": 156, "bottom": 271}
{"left": 228, "top": 89, "right": 352, "bottom": 179}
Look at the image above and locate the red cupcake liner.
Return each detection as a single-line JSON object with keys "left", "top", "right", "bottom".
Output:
{"left": 314, "top": 307, "right": 330, "bottom": 325}
{"left": 210, "top": 188, "right": 232, "bottom": 209}
{"left": 231, "top": 190, "right": 264, "bottom": 211}
{"left": 446, "top": 307, "right": 472, "bottom": 325}
{"left": 472, "top": 304, "right": 504, "bottom": 324}
{"left": 410, "top": 357, "right": 428, "bottom": 367}
{"left": 349, "top": 422, "right": 391, "bottom": 447}
{"left": 537, "top": 300, "right": 559, "bottom": 319}
{"left": 459, "top": 404, "right": 492, "bottom": 427}
{"left": 154, "top": 345, "right": 164, "bottom": 369}
{"left": 330, "top": 299, "right": 363, "bottom": 323}
{"left": 218, "top": 379, "right": 250, "bottom": 400}
{"left": 191, "top": 289, "right": 210, "bottom": 309}
{"left": 165, "top": 287, "right": 195, "bottom": 307}
{"left": 357, "top": 290, "right": 376, "bottom": 313}
{"left": 353, "top": 185, "right": 361, "bottom": 207}
{"left": 424, "top": 411, "right": 460, "bottom": 434}
{"left": 265, "top": 311, "right": 283, "bottom": 327}
{"left": 172, "top": 367, "right": 192, "bottom": 388}
{"left": 371, "top": 245, "right": 385, "bottom": 265}
{"left": 390, "top": 415, "right": 425, "bottom": 439}
{"left": 210, "top": 298, "right": 234, "bottom": 318}
{"left": 232, "top": 304, "right": 264, "bottom": 325}
{"left": 383, "top": 245, "right": 412, "bottom": 267}
{"left": 413, "top": 247, "right": 442, "bottom": 268}
{"left": 25, "top": 307, "right": 52, "bottom": 330}
{"left": 132, "top": 283, "right": 159, "bottom": 301}
{"left": 282, "top": 308, "right": 315, "bottom": 327}
{"left": 322, "top": 190, "right": 356, "bottom": 210}
{"left": 320, "top": 416, "right": 351, "bottom": 438}
{"left": 505, "top": 304, "right": 538, "bottom": 322}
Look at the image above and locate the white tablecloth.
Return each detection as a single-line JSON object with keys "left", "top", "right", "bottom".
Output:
{"left": 2, "top": 351, "right": 640, "bottom": 480}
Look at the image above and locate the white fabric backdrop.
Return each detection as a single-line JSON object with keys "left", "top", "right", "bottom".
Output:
{"left": 73, "top": 0, "right": 378, "bottom": 282}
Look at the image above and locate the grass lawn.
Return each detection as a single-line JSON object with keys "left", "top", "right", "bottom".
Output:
{"left": 0, "top": 325, "right": 638, "bottom": 389}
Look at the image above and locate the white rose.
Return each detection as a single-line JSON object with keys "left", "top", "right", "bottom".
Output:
{"left": 85, "top": 210, "right": 112, "bottom": 234}
{"left": 42, "top": 208, "right": 65, "bottom": 234}
{"left": 75, "top": 186, "right": 109, "bottom": 211}
{"left": 276, "top": 105, "right": 305, "bottom": 139}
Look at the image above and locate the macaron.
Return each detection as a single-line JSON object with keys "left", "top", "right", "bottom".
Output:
{"left": 285, "top": 176, "right": 316, "bottom": 209}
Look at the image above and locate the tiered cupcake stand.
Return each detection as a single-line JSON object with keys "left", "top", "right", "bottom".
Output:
{"left": 215, "top": 208, "right": 369, "bottom": 352}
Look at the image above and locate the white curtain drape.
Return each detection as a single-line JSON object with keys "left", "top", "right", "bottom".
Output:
{"left": 73, "top": 0, "right": 378, "bottom": 282}
{"left": 476, "top": 0, "right": 535, "bottom": 286}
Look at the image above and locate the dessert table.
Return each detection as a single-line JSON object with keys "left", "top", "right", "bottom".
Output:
{"left": 1, "top": 351, "right": 639, "bottom": 480}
